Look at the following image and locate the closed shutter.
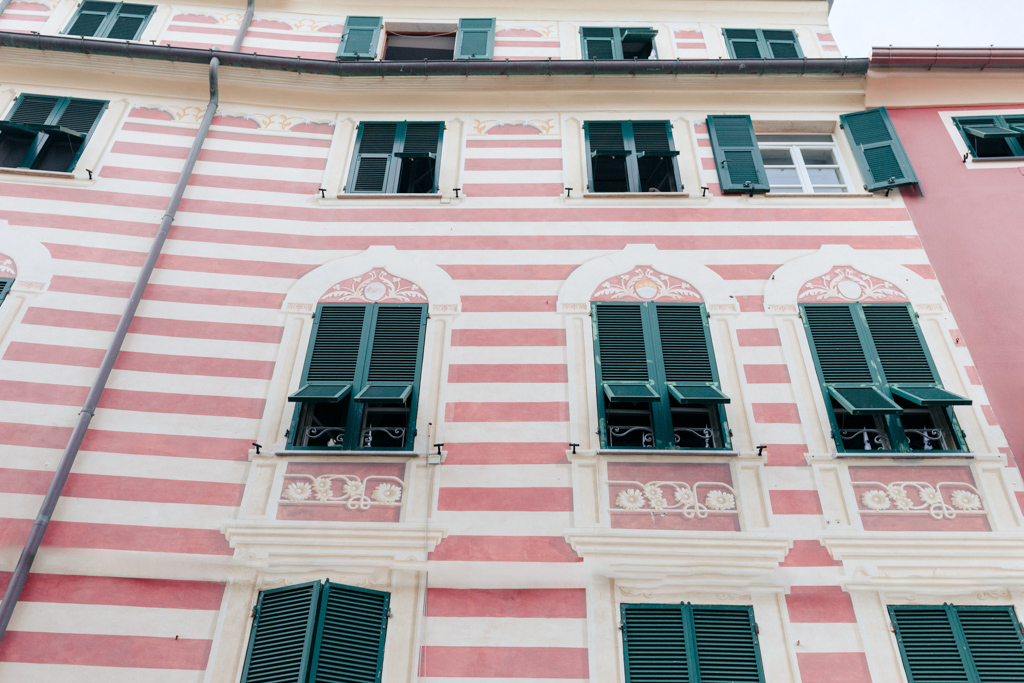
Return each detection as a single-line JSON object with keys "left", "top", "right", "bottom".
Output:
{"left": 594, "top": 303, "right": 659, "bottom": 401}
{"left": 337, "top": 16, "right": 382, "bottom": 59}
{"left": 8, "top": 95, "right": 61, "bottom": 125}
{"left": 581, "top": 27, "right": 617, "bottom": 59}
{"left": 655, "top": 304, "right": 729, "bottom": 404}
{"left": 954, "top": 606, "right": 1024, "bottom": 682}
{"left": 0, "top": 279, "right": 12, "bottom": 307}
{"left": 241, "top": 581, "right": 322, "bottom": 683}
{"left": 65, "top": 1, "right": 114, "bottom": 37}
{"left": 621, "top": 604, "right": 691, "bottom": 683}
{"left": 762, "top": 29, "right": 802, "bottom": 58}
{"left": 55, "top": 98, "right": 106, "bottom": 136}
{"left": 890, "top": 606, "right": 970, "bottom": 683}
{"left": 104, "top": 3, "right": 153, "bottom": 40}
{"left": 723, "top": 29, "right": 763, "bottom": 58}
{"left": 290, "top": 305, "right": 369, "bottom": 402}
{"left": 355, "top": 305, "right": 426, "bottom": 403}
{"left": 309, "top": 582, "right": 391, "bottom": 683}
{"left": 350, "top": 123, "right": 398, "bottom": 193}
{"left": 840, "top": 108, "right": 919, "bottom": 191}
{"left": 691, "top": 605, "right": 764, "bottom": 683}
{"left": 455, "top": 18, "right": 495, "bottom": 60}
{"left": 706, "top": 115, "right": 769, "bottom": 194}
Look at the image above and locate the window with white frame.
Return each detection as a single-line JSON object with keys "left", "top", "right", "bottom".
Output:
{"left": 756, "top": 134, "right": 849, "bottom": 193}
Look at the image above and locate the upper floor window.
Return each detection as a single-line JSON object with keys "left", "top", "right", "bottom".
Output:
{"left": 757, "top": 134, "right": 850, "bottom": 194}
{"left": 584, "top": 121, "right": 681, "bottom": 193}
{"left": 621, "top": 603, "right": 765, "bottom": 682}
{"left": 0, "top": 95, "right": 106, "bottom": 173}
{"left": 580, "top": 27, "right": 657, "bottom": 60}
{"left": 954, "top": 115, "right": 1024, "bottom": 159}
{"left": 0, "top": 278, "right": 11, "bottom": 307}
{"left": 63, "top": 1, "right": 154, "bottom": 40}
{"left": 890, "top": 605, "right": 1024, "bottom": 682}
{"left": 338, "top": 17, "right": 494, "bottom": 61}
{"left": 288, "top": 303, "right": 426, "bottom": 451}
{"left": 801, "top": 303, "right": 971, "bottom": 454}
{"left": 593, "top": 302, "right": 730, "bottom": 450}
{"left": 241, "top": 580, "right": 390, "bottom": 683}
{"left": 346, "top": 122, "right": 443, "bottom": 194}
{"left": 723, "top": 28, "right": 802, "bottom": 59}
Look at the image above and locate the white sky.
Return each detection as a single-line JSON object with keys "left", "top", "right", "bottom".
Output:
{"left": 829, "top": 0, "right": 1024, "bottom": 58}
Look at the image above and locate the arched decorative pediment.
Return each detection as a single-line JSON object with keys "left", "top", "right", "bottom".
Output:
{"left": 320, "top": 269, "right": 427, "bottom": 304}
{"left": 592, "top": 267, "right": 703, "bottom": 302}
{"left": 0, "top": 254, "right": 15, "bottom": 278}
{"left": 798, "top": 267, "right": 907, "bottom": 303}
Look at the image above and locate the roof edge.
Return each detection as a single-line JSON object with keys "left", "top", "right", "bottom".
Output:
{"left": 871, "top": 47, "right": 1024, "bottom": 70}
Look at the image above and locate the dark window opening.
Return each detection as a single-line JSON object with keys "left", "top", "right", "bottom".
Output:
{"left": 670, "top": 403, "right": 721, "bottom": 449}
{"left": 33, "top": 134, "right": 85, "bottom": 173}
{"left": 620, "top": 35, "right": 654, "bottom": 60}
{"left": 831, "top": 399, "right": 891, "bottom": 451}
{"left": 969, "top": 134, "right": 1015, "bottom": 158}
{"left": 397, "top": 156, "right": 437, "bottom": 193}
{"left": 637, "top": 155, "right": 678, "bottom": 192}
{"left": 384, "top": 33, "right": 456, "bottom": 60}
{"left": 360, "top": 405, "right": 410, "bottom": 448}
{"left": 591, "top": 155, "right": 630, "bottom": 192}
{"left": 604, "top": 402, "right": 654, "bottom": 448}
{"left": 896, "top": 397, "right": 957, "bottom": 452}
{"left": 0, "top": 128, "right": 34, "bottom": 168}
{"left": 955, "top": 115, "right": 1024, "bottom": 159}
{"left": 296, "top": 401, "right": 350, "bottom": 448}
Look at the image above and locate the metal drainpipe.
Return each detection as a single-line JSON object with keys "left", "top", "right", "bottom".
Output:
{"left": 0, "top": 0, "right": 13, "bottom": 18}
{"left": 230, "top": 0, "right": 253, "bottom": 53}
{"left": 0, "top": 56, "right": 221, "bottom": 644}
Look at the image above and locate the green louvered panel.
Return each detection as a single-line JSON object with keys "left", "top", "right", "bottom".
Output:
{"left": 723, "top": 29, "right": 763, "bottom": 58}
{"left": 594, "top": 304, "right": 650, "bottom": 382}
{"left": 358, "top": 123, "right": 398, "bottom": 154}
{"left": 655, "top": 305, "right": 713, "bottom": 383}
{"left": 241, "top": 581, "right": 321, "bottom": 683}
{"left": 587, "top": 122, "right": 626, "bottom": 150}
{"left": 632, "top": 121, "right": 672, "bottom": 153}
{"left": 707, "top": 115, "right": 768, "bottom": 193}
{"left": 0, "top": 279, "right": 12, "bottom": 307}
{"left": 581, "top": 27, "right": 617, "bottom": 59}
{"left": 762, "top": 29, "right": 801, "bottom": 58}
{"left": 692, "top": 606, "right": 764, "bottom": 683}
{"left": 455, "top": 18, "right": 495, "bottom": 60}
{"left": 956, "top": 607, "right": 1024, "bottom": 682}
{"left": 366, "top": 306, "right": 425, "bottom": 383}
{"left": 9, "top": 95, "right": 60, "bottom": 125}
{"left": 803, "top": 305, "right": 873, "bottom": 384}
{"left": 862, "top": 305, "right": 936, "bottom": 384}
{"left": 338, "top": 16, "right": 382, "bottom": 59}
{"left": 105, "top": 5, "right": 153, "bottom": 40}
{"left": 351, "top": 123, "right": 397, "bottom": 192}
{"left": 621, "top": 604, "right": 690, "bottom": 683}
{"left": 401, "top": 122, "right": 442, "bottom": 155}
{"left": 56, "top": 99, "right": 105, "bottom": 135}
{"left": 309, "top": 582, "right": 390, "bottom": 683}
{"left": 889, "top": 606, "right": 970, "bottom": 683}
{"left": 841, "top": 108, "right": 918, "bottom": 191}
{"left": 306, "top": 306, "right": 367, "bottom": 383}
{"left": 65, "top": 1, "right": 115, "bottom": 36}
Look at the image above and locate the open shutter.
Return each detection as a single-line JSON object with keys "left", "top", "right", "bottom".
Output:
{"left": 632, "top": 121, "right": 680, "bottom": 192}
{"left": 954, "top": 606, "right": 1024, "bottom": 681}
{"left": 455, "top": 18, "right": 495, "bottom": 60}
{"left": 656, "top": 304, "right": 729, "bottom": 404}
{"left": 723, "top": 29, "right": 763, "bottom": 58}
{"left": 889, "top": 606, "right": 971, "bottom": 683}
{"left": 762, "top": 29, "right": 802, "bottom": 58}
{"left": 863, "top": 305, "right": 970, "bottom": 406}
{"left": 7, "top": 94, "right": 61, "bottom": 126}
{"left": 394, "top": 122, "right": 443, "bottom": 193}
{"left": 840, "top": 108, "right": 919, "bottom": 192}
{"left": 65, "top": 1, "right": 115, "bottom": 37}
{"left": 585, "top": 121, "right": 631, "bottom": 192}
{"left": 337, "top": 16, "right": 382, "bottom": 59}
{"left": 594, "top": 303, "right": 659, "bottom": 402}
{"left": 0, "top": 279, "right": 12, "bottom": 307}
{"left": 105, "top": 3, "right": 153, "bottom": 39}
{"left": 2, "top": 95, "right": 61, "bottom": 169}
{"left": 706, "top": 115, "right": 769, "bottom": 194}
{"left": 621, "top": 604, "right": 691, "bottom": 683}
{"left": 350, "top": 123, "right": 398, "bottom": 193}
{"left": 309, "top": 582, "right": 390, "bottom": 683}
{"left": 355, "top": 305, "right": 426, "bottom": 403}
{"left": 290, "top": 305, "right": 368, "bottom": 402}
{"left": 691, "top": 605, "right": 765, "bottom": 683}
{"left": 241, "top": 581, "right": 322, "bottom": 683}
{"left": 54, "top": 98, "right": 105, "bottom": 137}
{"left": 581, "top": 27, "right": 618, "bottom": 59}
{"left": 803, "top": 305, "right": 901, "bottom": 414}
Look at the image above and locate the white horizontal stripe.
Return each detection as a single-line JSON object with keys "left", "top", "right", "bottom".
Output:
{"left": 439, "top": 465, "right": 570, "bottom": 488}
{"left": 0, "top": 403, "right": 259, "bottom": 437}
{"left": 462, "top": 170, "right": 563, "bottom": 184}
{"left": 9, "top": 447, "right": 247, "bottom": 483}
{"left": 10, "top": 601, "right": 217, "bottom": 639}
{"left": 447, "top": 347, "right": 567, "bottom": 364}
{"left": 442, "top": 422, "right": 569, "bottom": 443}
{"left": 0, "top": 664, "right": 200, "bottom": 683}
{"left": 422, "top": 617, "right": 587, "bottom": 648}
{"left": 450, "top": 313, "right": 566, "bottom": 329}
{"left": 747, "top": 424, "right": 807, "bottom": 445}
{"left": 766, "top": 514, "right": 824, "bottom": 537}
{"left": 444, "top": 384, "right": 568, "bottom": 403}
{"left": 432, "top": 511, "right": 574, "bottom": 536}
{"left": 5, "top": 492, "right": 235, "bottom": 529}
{"left": 462, "top": 147, "right": 564, "bottom": 159}
{"left": 764, "top": 468, "right": 818, "bottom": 490}
{"left": 789, "top": 623, "right": 865, "bottom": 652}
{"left": 453, "top": 280, "right": 563, "bottom": 296}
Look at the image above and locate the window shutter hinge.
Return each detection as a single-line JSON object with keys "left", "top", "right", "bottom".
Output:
{"left": 618, "top": 623, "right": 624, "bottom": 631}
{"left": 250, "top": 606, "right": 258, "bottom": 619}
{"left": 839, "top": 123, "right": 844, "bottom": 130}
{"left": 754, "top": 624, "right": 760, "bottom": 635}
{"left": 387, "top": 609, "right": 393, "bottom": 618}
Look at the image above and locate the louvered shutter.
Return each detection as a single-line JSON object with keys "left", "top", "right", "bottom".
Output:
{"left": 0, "top": 279, "right": 12, "bottom": 307}
{"left": 863, "top": 305, "right": 970, "bottom": 407}
{"left": 632, "top": 121, "right": 681, "bottom": 192}
{"left": 723, "top": 29, "right": 764, "bottom": 58}
{"left": 585, "top": 121, "right": 631, "bottom": 192}
{"left": 840, "top": 108, "right": 919, "bottom": 191}
{"left": 762, "top": 29, "right": 802, "bottom": 58}
{"left": 337, "top": 16, "right": 382, "bottom": 59}
{"left": 394, "top": 122, "right": 442, "bottom": 193}
{"left": 802, "top": 304, "right": 901, "bottom": 414}
{"left": 455, "top": 18, "right": 495, "bottom": 60}
{"left": 691, "top": 605, "right": 765, "bottom": 683}
{"left": 621, "top": 604, "right": 691, "bottom": 683}
{"left": 706, "top": 115, "right": 769, "bottom": 194}
{"left": 581, "top": 27, "right": 618, "bottom": 59}
{"left": 104, "top": 3, "right": 153, "bottom": 40}
{"left": 594, "top": 303, "right": 659, "bottom": 401}
{"left": 355, "top": 305, "right": 426, "bottom": 403}
{"left": 308, "top": 582, "right": 390, "bottom": 683}
{"left": 8, "top": 95, "right": 61, "bottom": 125}
{"left": 290, "top": 305, "right": 369, "bottom": 402}
{"left": 890, "top": 606, "right": 972, "bottom": 683}
{"left": 954, "top": 606, "right": 1024, "bottom": 682}
{"left": 241, "top": 581, "right": 322, "bottom": 683}
{"left": 350, "top": 123, "right": 398, "bottom": 193}
{"left": 55, "top": 98, "right": 106, "bottom": 136}
{"left": 65, "top": 1, "right": 115, "bottom": 37}
{"left": 655, "top": 304, "right": 729, "bottom": 404}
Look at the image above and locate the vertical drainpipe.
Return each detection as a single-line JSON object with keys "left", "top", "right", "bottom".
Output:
{"left": 0, "top": 0, "right": 13, "bottom": 17}
{"left": 231, "top": 0, "right": 254, "bottom": 53}
{"left": 0, "top": 56, "right": 222, "bottom": 644}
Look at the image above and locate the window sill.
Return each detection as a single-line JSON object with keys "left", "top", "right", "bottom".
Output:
{"left": 274, "top": 448, "right": 420, "bottom": 457}
{"left": 579, "top": 191, "right": 691, "bottom": 199}
{"left": 335, "top": 192, "right": 442, "bottom": 200}
{"left": 969, "top": 155, "right": 1024, "bottom": 163}
{"left": 596, "top": 448, "right": 740, "bottom": 456}
{"left": 833, "top": 451, "right": 973, "bottom": 459}
{"left": 0, "top": 166, "right": 79, "bottom": 180}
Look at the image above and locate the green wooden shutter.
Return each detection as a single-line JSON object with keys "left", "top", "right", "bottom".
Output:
{"left": 105, "top": 3, "right": 153, "bottom": 39}
{"left": 706, "top": 115, "right": 769, "bottom": 194}
{"left": 691, "top": 605, "right": 765, "bottom": 683}
{"left": 337, "top": 16, "right": 382, "bottom": 59}
{"left": 632, "top": 121, "right": 681, "bottom": 192}
{"left": 455, "top": 18, "right": 495, "bottom": 60}
{"left": 290, "top": 305, "right": 369, "bottom": 402}
{"left": 8, "top": 95, "right": 61, "bottom": 126}
{"left": 309, "top": 582, "right": 391, "bottom": 683}
{"left": 355, "top": 304, "right": 426, "bottom": 403}
{"left": 395, "top": 122, "right": 443, "bottom": 193}
{"left": 54, "top": 98, "right": 106, "bottom": 136}
{"left": 889, "top": 606, "right": 972, "bottom": 683}
{"left": 585, "top": 121, "right": 632, "bottom": 192}
{"left": 723, "top": 29, "right": 764, "bottom": 58}
{"left": 581, "top": 27, "right": 618, "bottom": 59}
{"left": 840, "top": 108, "right": 919, "bottom": 192}
{"left": 761, "top": 29, "right": 802, "bottom": 58}
{"left": 241, "top": 581, "right": 322, "bottom": 683}
{"left": 621, "top": 604, "right": 691, "bottom": 683}
{"left": 954, "top": 606, "right": 1024, "bottom": 682}
{"left": 594, "top": 303, "right": 659, "bottom": 401}
{"left": 0, "top": 279, "right": 12, "bottom": 307}
{"left": 349, "top": 123, "right": 398, "bottom": 193}
{"left": 655, "top": 304, "right": 729, "bottom": 404}
{"left": 65, "top": 1, "right": 115, "bottom": 37}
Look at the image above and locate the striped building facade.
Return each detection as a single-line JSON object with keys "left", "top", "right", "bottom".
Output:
{"left": 0, "top": 1, "right": 1023, "bottom": 682}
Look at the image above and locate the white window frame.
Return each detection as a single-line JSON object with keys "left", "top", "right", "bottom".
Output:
{"left": 757, "top": 134, "right": 851, "bottom": 194}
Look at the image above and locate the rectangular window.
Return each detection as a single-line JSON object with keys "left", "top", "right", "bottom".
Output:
{"left": 757, "top": 134, "right": 850, "bottom": 193}
{"left": 890, "top": 605, "right": 1024, "bottom": 683}
{"left": 954, "top": 114, "right": 1024, "bottom": 159}
{"left": 241, "top": 580, "right": 390, "bottom": 683}
{"left": 0, "top": 278, "right": 11, "bottom": 307}
{"left": 801, "top": 303, "right": 971, "bottom": 454}
{"left": 724, "top": 28, "right": 802, "bottom": 59}
{"left": 584, "top": 121, "right": 681, "bottom": 193}
{"left": 840, "top": 107, "right": 919, "bottom": 192}
{"left": 621, "top": 603, "right": 765, "bottom": 683}
{"left": 381, "top": 19, "right": 494, "bottom": 61}
{"left": 0, "top": 95, "right": 107, "bottom": 173}
{"left": 580, "top": 27, "right": 657, "bottom": 60}
{"left": 347, "top": 121, "right": 443, "bottom": 194}
{"left": 593, "top": 302, "right": 730, "bottom": 450}
{"left": 288, "top": 303, "right": 426, "bottom": 451}
{"left": 63, "top": 1, "right": 154, "bottom": 40}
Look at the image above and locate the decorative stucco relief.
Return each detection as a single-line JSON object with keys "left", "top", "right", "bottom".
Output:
{"left": 849, "top": 465, "right": 990, "bottom": 532}
{"left": 592, "top": 266, "right": 703, "bottom": 302}
{"left": 858, "top": 481, "right": 984, "bottom": 519}
{"left": 607, "top": 462, "right": 739, "bottom": 531}
{"left": 282, "top": 473, "right": 404, "bottom": 508}
{"left": 471, "top": 119, "right": 557, "bottom": 135}
{"left": 319, "top": 269, "right": 427, "bottom": 304}
{"left": 495, "top": 25, "right": 556, "bottom": 37}
{"left": 798, "top": 267, "right": 908, "bottom": 303}
{"left": 0, "top": 254, "right": 16, "bottom": 278}
{"left": 612, "top": 480, "right": 738, "bottom": 518}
